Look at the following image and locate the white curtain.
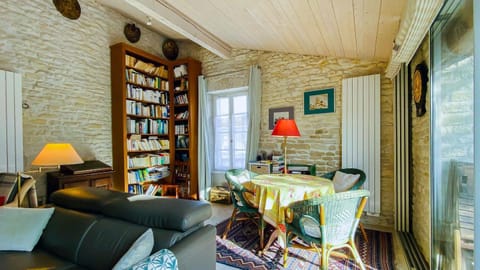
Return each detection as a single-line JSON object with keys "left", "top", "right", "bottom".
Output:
{"left": 197, "top": 75, "right": 212, "bottom": 200}
{"left": 245, "top": 65, "right": 262, "bottom": 165}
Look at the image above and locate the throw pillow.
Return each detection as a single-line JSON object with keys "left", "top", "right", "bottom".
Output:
{"left": 112, "top": 228, "right": 154, "bottom": 270}
{"left": 332, "top": 171, "right": 361, "bottom": 192}
{"left": 128, "top": 249, "right": 178, "bottom": 270}
{"left": 0, "top": 206, "right": 55, "bottom": 251}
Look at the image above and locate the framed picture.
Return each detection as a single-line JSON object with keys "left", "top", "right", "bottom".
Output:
{"left": 269, "top": 106, "right": 294, "bottom": 130}
{"left": 304, "top": 88, "right": 335, "bottom": 114}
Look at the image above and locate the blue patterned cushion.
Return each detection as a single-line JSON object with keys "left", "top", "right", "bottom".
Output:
{"left": 129, "top": 249, "right": 178, "bottom": 270}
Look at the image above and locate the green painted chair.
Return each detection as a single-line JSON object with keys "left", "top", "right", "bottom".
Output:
{"left": 320, "top": 168, "right": 368, "bottom": 242}
{"left": 284, "top": 190, "right": 370, "bottom": 270}
{"left": 222, "top": 169, "right": 265, "bottom": 250}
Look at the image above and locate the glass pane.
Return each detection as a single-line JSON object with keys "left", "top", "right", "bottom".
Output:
{"left": 431, "top": 0, "right": 474, "bottom": 269}
{"left": 232, "top": 114, "right": 248, "bottom": 131}
{"left": 233, "top": 95, "right": 247, "bottom": 114}
{"left": 215, "top": 97, "right": 229, "bottom": 116}
{"left": 214, "top": 133, "right": 230, "bottom": 151}
{"left": 214, "top": 116, "right": 230, "bottom": 132}
{"left": 215, "top": 150, "right": 230, "bottom": 171}
{"left": 233, "top": 150, "right": 246, "bottom": 168}
{"left": 233, "top": 132, "right": 247, "bottom": 150}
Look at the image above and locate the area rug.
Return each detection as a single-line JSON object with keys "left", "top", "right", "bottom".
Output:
{"left": 216, "top": 218, "right": 394, "bottom": 270}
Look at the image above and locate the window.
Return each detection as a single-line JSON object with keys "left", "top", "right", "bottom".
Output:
{"left": 211, "top": 88, "right": 248, "bottom": 171}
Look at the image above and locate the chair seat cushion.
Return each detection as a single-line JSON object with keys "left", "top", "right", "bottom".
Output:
{"left": 299, "top": 215, "right": 321, "bottom": 238}
{"left": 332, "top": 171, "right": 360, "bottom": 192}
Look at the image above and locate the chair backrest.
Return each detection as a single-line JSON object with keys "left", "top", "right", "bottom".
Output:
{"left": 0, "top": 173, "right": 38, "bottom": 207}
{"left": 320, "top": 168, "right": 366, "bottom": 190}
{"left": 286, "top": 190, "right": 369, "bottom": 245}
{"left": 224, "top": 169, "right": 257, "bottom": 209}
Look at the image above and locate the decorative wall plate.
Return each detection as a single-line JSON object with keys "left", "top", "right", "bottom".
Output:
{"left": 52, "top": 0, "right": 81, "bottom": 20}
{"left": 124, "top": 23, "right": 141, "bottom": 43}
{"left": 162, "top": 39, "right": 179, "bottom": 60}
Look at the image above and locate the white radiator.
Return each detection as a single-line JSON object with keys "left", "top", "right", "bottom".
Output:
{"left": 0, "top": 70, "right": 23, "bottom": 173}
{"left": 394, "top": 64, "right": 410, "bottom": 232}
{"left": 342, "top": 74, "right": 381, "bottom": 215}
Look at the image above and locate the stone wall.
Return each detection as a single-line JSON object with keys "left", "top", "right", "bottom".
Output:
{"left": 0, "top": 0, "right": 167, "bottom": 202}
{"left": 409, "top": 35, "right": 431, "bottom": 262}
{"left": 180, "top": 43, "right": 395, "bottom": 229}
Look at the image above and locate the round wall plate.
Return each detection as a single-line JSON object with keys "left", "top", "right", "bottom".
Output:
{"left": 53, "top": 0, "right": 81, "bottom": 20}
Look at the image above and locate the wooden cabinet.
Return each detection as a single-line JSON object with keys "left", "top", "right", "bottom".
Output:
{"left": 46, "top": 170, "right": 113, "bottom": 201}
{"left": 110, "top": 43, "right": 201, "bottom": 199}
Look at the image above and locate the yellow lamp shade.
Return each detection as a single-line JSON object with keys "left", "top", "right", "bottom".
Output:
{"left": 31, "top": 143, "right": 83, "bottom": 166}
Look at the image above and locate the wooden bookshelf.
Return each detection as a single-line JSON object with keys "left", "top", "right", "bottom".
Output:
{"left": 110, "top": 43, "right": 201, "bottom": 199}
{"left": 171, "top": 58, "right": 201, "bottom": 199}
{"left": 110, "top": 43, "right": 171, "bottom": 193}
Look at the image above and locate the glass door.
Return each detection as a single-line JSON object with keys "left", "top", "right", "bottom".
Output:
{"left": 430, "top": 0, "right": 475, "bottom": 269}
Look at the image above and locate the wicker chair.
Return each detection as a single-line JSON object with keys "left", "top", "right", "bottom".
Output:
{"left": 284, "top": 190, "right": 370, "bottom": 270}
{"left": 320, "top": 168, "right": 368, "bottom": 242}
{"left": 222, "top": 169, "right": 265, "bottom": 249}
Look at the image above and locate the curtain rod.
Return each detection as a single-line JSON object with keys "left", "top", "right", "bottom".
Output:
{"left": 203, "top": 69, "right": 248, "bottom": 78}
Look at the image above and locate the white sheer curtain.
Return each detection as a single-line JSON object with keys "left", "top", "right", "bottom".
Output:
{"left": 197, "top": 75, "right": 212, "bottom": 200}
{"left": 245, "top": 65, "right": 262, "bottom": 165}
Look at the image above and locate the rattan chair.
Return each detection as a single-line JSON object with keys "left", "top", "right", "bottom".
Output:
{"left": 321, "top": 168, "right": 368, "bottom": 242}
{"left": 284, "top": 190, "right": 370, "bottom": 270}
{"left": 222, "top": 169, "right": 265, "bottom": 249}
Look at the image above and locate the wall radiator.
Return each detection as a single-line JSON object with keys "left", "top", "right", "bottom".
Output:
{"left": 0, "top": 70, "right": 23, "bottom": 173}
{"left": 394, "top": 63, "right": 411, "bottom": 232}
{"left": 342, "top": 74, "right": 381, "bottom": 215}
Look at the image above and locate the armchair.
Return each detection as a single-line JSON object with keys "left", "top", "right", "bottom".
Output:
{"left": 284, "top": 190, "right": 369, "bottom": 270}
{"left": 223, "top": 169, "right": 264, "bottom": 250}
{"left": 0, "top": 173, "right": 38, "bottom": 207}
{"left": 321, "top": 168, "right": 368, "bottom": 241}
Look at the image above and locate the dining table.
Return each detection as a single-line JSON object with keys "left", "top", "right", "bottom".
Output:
{"left": 250, "top": 173, "right": 335, "bottom": 254}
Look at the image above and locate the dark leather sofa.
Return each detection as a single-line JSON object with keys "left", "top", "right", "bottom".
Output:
{"left": 0, "top": 187, "right": 216, "bottom": 270}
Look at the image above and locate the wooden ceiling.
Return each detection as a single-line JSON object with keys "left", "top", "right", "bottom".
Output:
{"left": 99, "top": 0, "right": 407, "bottom": 61}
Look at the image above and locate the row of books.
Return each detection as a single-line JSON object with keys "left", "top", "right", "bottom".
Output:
{"left": 126, "top": 101, "right": 169, "bottom": 118}
{"left": 127, "top": 118, "right": 168, "bottom": 135}
{"left": 175, "top": 110, "right": 189, "bottom": 119}
{"left": 174, "top": 164, "right": 190, "bottom": 180}
{"left": 127, "top": 135, "right": 169, "bottom": 151}
{"left": 127, "top": 84, "right": 169, "bottom": 103}
{"left": 174, "top": 78, "right": 188, "bottom": 91}
{"left": 174, "top": 93, "right": 188, "bottom": 105}
{"left": 128, "top": 153, "right": 170, "bottom": 168}
{"left": 173, "top": 64, "right": 188, "bottom": 78}
{"left": 176, "top": 135, "right": 189, "bottom": 148}
{"left": 126, "top": 69, "right": 165, "bottom": 89}
{"left": 127, "top": 167, "right": 170, "bottom": 184}
{"left": 174, "top": 124, "right": 188, "bottom": 135}
{"left": 125, "top": 55, "right": 169, "bottom": 78}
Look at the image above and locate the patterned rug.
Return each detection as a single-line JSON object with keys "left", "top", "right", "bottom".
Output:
{"left": 216, "top": 217, "right": 394, "bottom": 270}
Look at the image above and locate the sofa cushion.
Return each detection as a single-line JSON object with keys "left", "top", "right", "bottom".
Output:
{"left": 103, "top": 197, "right": 212, "bottom": 232}
{"left": 50, "top": 187, "right": 131, "bottom": 214}
{"left": 39, "top": 207, "right": 98, "bottom": 262}
{"left": 0, "top": 207, "right": 55, "bottom": 251}
{"left": 0, "top": 248, "right": 85, "bottom": 270}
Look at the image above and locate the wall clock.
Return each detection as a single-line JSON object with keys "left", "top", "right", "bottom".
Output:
{"left": 413, "top": 62, "right": 428, "bottom": 117}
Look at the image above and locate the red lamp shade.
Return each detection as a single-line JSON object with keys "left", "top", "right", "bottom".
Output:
{"left": 272, "top": 119, "right": 300, "bottom": 137}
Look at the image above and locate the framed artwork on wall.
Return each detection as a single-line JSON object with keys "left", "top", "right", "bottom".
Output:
{"left": 268, "top": 106, "right": 294, "bottom": 130}
{"left": 304, "top": 88, "right": 335, "bottom": 114}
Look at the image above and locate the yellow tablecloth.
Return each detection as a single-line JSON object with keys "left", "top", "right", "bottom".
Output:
{"left": 251, "top": 174, "right": 335, "bottom": 227}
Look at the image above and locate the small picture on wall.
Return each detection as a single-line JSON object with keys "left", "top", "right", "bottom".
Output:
{"left": 304, "top": 88, "right": 335, "bottom": 114}
{"left": 269, "top": 106, "right": 294, "bottom": 130}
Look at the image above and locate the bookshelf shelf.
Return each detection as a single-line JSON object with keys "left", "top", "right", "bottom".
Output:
{"left": 111, "top": 43, "right": 200, "bottom": 200}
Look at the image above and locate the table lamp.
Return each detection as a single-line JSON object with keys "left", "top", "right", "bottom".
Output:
{"left": 16, "top": 143, "right": 83, "bottom": 206}
{"left": 271, "top": 119, "right": 300, "bottom": 175}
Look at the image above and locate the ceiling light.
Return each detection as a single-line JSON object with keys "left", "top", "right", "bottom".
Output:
{"left": 146, "top": 16, "right": 152, "bottom": 26}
